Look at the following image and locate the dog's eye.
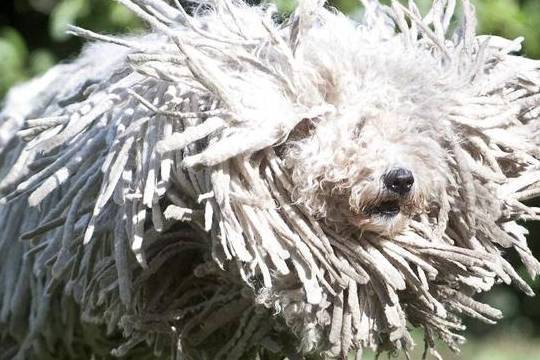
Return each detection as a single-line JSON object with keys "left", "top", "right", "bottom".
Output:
{"left": 353, "top": 119, "right": 368, "bottom": 139}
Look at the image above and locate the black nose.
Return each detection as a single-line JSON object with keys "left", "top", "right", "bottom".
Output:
{"left": 384, "top": 168, "right": 414, "bottom": 195}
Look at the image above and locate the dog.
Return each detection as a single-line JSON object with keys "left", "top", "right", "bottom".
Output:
{"left": 0, "top": 0, "right": 539, "bottom": 359}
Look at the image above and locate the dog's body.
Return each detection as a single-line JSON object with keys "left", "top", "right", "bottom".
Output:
{"left": 1, "top": 0, "right": 540, "bottom": 359}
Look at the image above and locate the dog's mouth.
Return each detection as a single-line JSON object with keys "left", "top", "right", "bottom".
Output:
{"left": 369, "top": 200, "right": 401, "bottom": 217}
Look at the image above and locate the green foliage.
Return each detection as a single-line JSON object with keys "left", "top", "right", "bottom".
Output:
{"left": 0, "top": 0, "right": 142, "bottom": 98}
{"left": 476, "top": 0, "right": 540, "bottom": 58}
{"left": 0, "top": 27, "right": 27, "bottom": 96}
{"left": 274, "top": 0, "right": 298, "bottom": 14}
{"left": 50, "top": 0, "right": 90, "bottom": 41}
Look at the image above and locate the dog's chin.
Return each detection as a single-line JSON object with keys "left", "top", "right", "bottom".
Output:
{"left": 350, "top": 200, "right": 410, "bottom": 236}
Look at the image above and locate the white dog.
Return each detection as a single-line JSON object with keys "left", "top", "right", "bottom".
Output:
{"left": 0, "top": 0, "right": 539, "bottom": 359}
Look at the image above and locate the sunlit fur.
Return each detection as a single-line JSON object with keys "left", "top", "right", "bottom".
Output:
{"left": 1, "top": 0, "right": 539, "bottom": 359}
{"left": 285, "top": 33, "right": 457, "bottom": 235}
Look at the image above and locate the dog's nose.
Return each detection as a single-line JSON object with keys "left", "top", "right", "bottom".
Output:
{"left": 384, "top": 168, "right": 414, "bottom": 195}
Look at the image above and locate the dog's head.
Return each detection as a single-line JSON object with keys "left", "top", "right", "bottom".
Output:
{"left": 285, "top": 107, "right": 451, "bottom": 236}
{"left": 281, "top": 30, "right": 465, "bottom": 237}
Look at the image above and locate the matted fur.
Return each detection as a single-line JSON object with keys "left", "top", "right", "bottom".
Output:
{"left": 0, "top": 0, "right": 539, "bottom": 359}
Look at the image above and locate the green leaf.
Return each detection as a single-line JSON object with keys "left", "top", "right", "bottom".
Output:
{"left": 0, "top": 27, "right": 28, "bottom": 97}
{"left": 108, "top": 2, "right": 140, "bottom": 28}
{"left": 273, "top": 0, "right": 297, "bottom": 15}
{"left": 50, "top": 0, "right": 90, "bottom": 41}
{"left": 0, "top": 27, "right": 28, "bottom": 61}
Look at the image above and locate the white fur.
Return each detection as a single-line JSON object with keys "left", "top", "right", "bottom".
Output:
{"left": 0, "top": 0, "right": 539, "bottom": 359}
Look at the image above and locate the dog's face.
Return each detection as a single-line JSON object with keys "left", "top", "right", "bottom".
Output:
{"left": 285, "top": 110, "right": 449, "bottom": 236}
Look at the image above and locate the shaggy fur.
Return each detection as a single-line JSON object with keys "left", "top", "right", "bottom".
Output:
{"left": 0, "top": 0, "right": 539, "bottom": 359}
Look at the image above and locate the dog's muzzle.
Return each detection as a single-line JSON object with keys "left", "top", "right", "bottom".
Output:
{"left": 364, "top": 168, "right": 415, "bottom": 218}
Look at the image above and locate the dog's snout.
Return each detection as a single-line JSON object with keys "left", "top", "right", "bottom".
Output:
{"left": 384, "top": 168, "right": 414, "bottom": 195}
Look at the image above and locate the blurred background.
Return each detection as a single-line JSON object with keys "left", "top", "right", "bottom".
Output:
{"left": 0, "top": 0, "right": 539, "bottom": 358}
